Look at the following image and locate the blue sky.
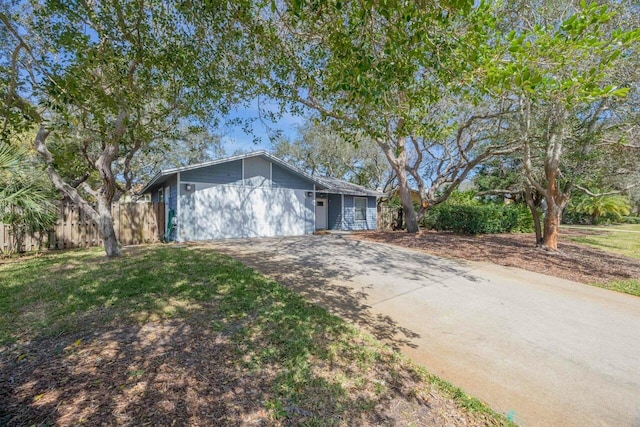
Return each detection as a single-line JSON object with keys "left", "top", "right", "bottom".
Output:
{"left": 219, "top": 100, "right": 308, "bottom": 154}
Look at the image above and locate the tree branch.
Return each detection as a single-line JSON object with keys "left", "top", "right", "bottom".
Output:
{"left": 574, "top": 183, "right": 638, "bottom": 197}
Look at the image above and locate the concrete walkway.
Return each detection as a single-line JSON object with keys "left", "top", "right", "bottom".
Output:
{"left": 201, "top": 234, "right": 640, "bottom": 427}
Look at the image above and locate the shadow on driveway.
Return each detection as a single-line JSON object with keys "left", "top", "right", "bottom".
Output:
{"left": 199, "top": 234, "right": 482, "bottom": 351}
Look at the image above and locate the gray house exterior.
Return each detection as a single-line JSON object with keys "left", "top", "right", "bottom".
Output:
{"left": 140, "top": 151, "right": 382, "bottom": 241}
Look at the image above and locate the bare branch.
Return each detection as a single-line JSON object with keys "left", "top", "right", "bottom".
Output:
{"left": 574, "top": 183, "right": 639, "bottom": 197}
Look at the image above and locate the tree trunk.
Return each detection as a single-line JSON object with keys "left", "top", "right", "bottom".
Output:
{"left": 539, "top": 120, "right": 569, "bottom": 251}
{"left": 541, "top": 186, "right": 568, "bottom": 251}
{"left": 542, "top": 205, "right": 561, "bottom": 250}
{"left": 394, "top": 207, "right": 403, "bottom": 230}
{"left": 377, "top": 137, "right": 418, "bottom": 233}
{"left": 524, "top": 189, "right": 543, "bottom": 246}
{"left": 397, "top": 174, "right": 419, "bottom": 233}
{"left": 33, "top": 126, "right": 122, "bottom": 257}
{"left": 97, "top": 197, "right": 120, "bottom": 257}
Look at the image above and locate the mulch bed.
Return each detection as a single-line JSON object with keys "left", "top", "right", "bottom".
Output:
{"left": 352, "top": 230, "right": 640, "bottom": 285}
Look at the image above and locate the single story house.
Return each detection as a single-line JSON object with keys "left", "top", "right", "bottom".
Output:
{"left": 140, "top": 151, "right": 383, "bottom": 241}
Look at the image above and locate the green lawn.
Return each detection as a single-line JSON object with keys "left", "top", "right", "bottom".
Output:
{"left": 568, "top": 224, "right": 640, "bottom": 296}
{"left": 0, "top": 245, "right": 511, "bottom": 426}
{"left": 569, "top": 225, "right": 640, "bottom": 259}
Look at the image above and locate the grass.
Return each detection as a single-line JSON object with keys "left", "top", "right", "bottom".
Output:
{"left": 605, "top": 224, "right": 640, "bottom": 231}
{"left": 568, "top": 224, "right": 640, "bottom": 296}
{"left": 0, "top": 245, "right": 512, "bottom": 425}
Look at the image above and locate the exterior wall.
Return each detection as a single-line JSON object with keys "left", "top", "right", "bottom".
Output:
{"left": 303, "top": 194, "right": 315, "bottom": 234}
{"left": 151, "top": 188, "right": 161, "bottom": 203}
{"left": 342, "top": 195, "right": 377, "bottom": 231}
{"left": 148, "top": 178, "right": 178, "bottom": 208}
{"left": 328, "top": 194, "right": 343, "bottom": 230}
{"left": 180, "top": 160, "right": 242, "bottom": 184}
{"left": 243, "top": 156, "right": 271, "bottom": 187}
{"left": 272, "top": 164, "right": 314, "bottom": 190}
{"left": 179, "top": 182, "right": 196, "bottom": 241}
{"left": 167, "top": 176, "right": 178, "bottom": 213}
{"left": 178, "top": 185, "right": 314, "bottom": 240}
{"left": 164, "top": 176, "right": 178, "bottom": 240}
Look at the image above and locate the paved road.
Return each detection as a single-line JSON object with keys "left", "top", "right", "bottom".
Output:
{"left": 201, "top": 234, "right": 640, "bottom": 427}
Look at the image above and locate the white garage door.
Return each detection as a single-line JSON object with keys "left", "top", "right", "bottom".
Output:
{"left": 180, "top": 185, "right": 314, "bottom": 240}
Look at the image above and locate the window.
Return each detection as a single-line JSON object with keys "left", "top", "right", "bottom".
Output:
{"left": 354, "top": 197, "right": 367, "bottom": 221}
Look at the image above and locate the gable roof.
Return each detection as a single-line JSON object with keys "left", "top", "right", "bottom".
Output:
{"left": 139, "top": 150, "right": 384, "bottom": 197}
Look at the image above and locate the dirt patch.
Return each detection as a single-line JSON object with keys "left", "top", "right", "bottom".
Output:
{"left": 352, "top": 230, "right": 640, "bottom": 285}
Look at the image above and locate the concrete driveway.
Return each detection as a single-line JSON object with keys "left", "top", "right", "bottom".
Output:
{"left": 201, "top": 234, "right": 640, "bottom": 427}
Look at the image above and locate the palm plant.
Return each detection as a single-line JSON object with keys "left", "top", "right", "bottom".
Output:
{"left": 0, "top": 143, "right": 58, "bottom": 253}
{"left": 569, "top": 191, "right": 631, "bottom": 225}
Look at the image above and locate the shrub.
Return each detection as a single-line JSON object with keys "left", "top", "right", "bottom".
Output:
{"left": 505, "top": 203, "right": 537, "bottom": 233}
{"left": 425, "top": 202, "right": 534, "bottom": 234}
{"left": 621, "top": 216, "right": 640, "bottom": 224}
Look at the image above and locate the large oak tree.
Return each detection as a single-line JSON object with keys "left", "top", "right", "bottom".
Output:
{"left": 1, "top": 0, "right": 254, "bottom": 256}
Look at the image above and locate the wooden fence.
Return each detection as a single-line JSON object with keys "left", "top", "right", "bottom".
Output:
{"left": 377, "top": 204, "right": 401, "bottom": 231}
{"left": 0, "top": 202, "right": 165, "bottom": 253}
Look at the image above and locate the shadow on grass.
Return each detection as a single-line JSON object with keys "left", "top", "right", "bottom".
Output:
{"left": 0, "top": 245, "right": 490, "bottom": 426}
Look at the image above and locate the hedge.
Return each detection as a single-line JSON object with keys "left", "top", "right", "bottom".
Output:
{"left": 620, "top": 216, "right": 640, "bottom": 224}
{"left": 423, "top": 203, "right": 535, "bottom": 234}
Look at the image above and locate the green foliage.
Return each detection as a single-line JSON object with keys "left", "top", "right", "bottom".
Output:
{"left": 567, "top": 192, "right": 631, "bottom": 224}
{"left": 442, "top": 190, "right": 480, "bottom": 206}
{"left": 0, "top": 143, "right": 58, "bottom": 253}
{"left": 507, "top": 203, "right": 538, "bottom": 233}
{"left": 2, "top": 1, "right": 259, "bottom": 255}
{"left": 621, "top": 216, "right": 640, "bottom": 225}
{"left": 424, "top": 199, "right": 534, "bottom": 234}
{"left": 491, "top": 1, "right": 639, "bottom": 105}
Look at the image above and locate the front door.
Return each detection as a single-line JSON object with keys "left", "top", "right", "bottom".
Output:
{"left": 315, "top": 198, "right": 328, "bottom": 230}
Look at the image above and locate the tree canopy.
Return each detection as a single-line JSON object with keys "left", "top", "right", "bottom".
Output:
{"left": 272, "top": 121, "right": 394, "bottom": 191}
{"left": 1, "top": 0, "right": 255, "bottom": 255}
{"left": 1, "top": 0, "right": 638, "bottom": 255}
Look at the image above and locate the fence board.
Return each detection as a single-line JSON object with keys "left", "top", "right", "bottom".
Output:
{"left": 0, "top": 202, "right": 165, "bottom": 254}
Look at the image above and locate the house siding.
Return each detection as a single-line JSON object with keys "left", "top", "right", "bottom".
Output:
{"left": 272, "top": 164, "right": 314, "bottom": 190}
{"left": 151, "top": 188, "right": 161, "bottom": 203}
{"left": 179, "top": 184, "right": 197, "bottom": 242}
{"left": 181, "top": 160, "right": 242, "bottom": 185}
{"left": 342, "top": 195, "right": 377, "bottom": 231}
{"left": 328, "top": 194, "right": 343, "bottom": 230}
{"left": 243, "top": 156, "right": 271, "bottom": 187}
{"left": 304, "top": 194, "right": 315, "bottom": 234}
{"left": 166, "top": 176, "right": 178, "bottom": 213}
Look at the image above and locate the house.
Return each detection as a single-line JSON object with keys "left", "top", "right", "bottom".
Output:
{"left": 139, "top": 151, "right": 383, "bottom": 241}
